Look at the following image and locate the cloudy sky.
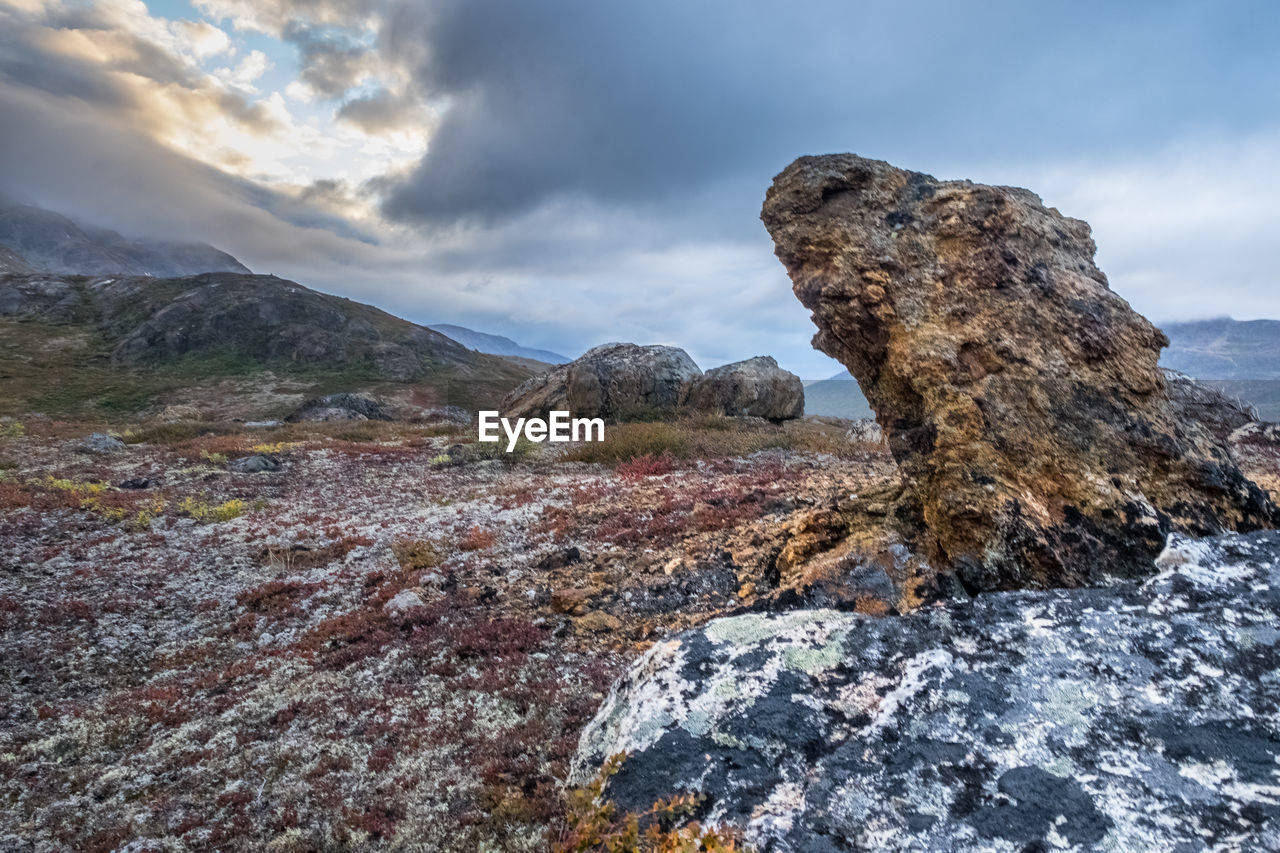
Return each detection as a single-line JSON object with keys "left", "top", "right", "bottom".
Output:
{"left": 1, "top": 0, "right": 1277, "bottom": 377}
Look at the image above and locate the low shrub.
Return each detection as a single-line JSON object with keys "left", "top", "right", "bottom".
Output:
{"left": 458, "top": 526, "right": 498, "bottom": 552}
{"left": 179, "top": 496, "right": 250, "bottom": 523}
{"left": 615, "top": 452, "right": 676, "bottom": 481}
{"left": 391, "top": 538, "right": 443, "bottom": 570}
{"left": 124, "top": 422, "right": 239, "bottom": 445}
{"left": 563, "top": 422, "right": 691, "bottom": 464}
{"left": 564, "top": 418, "right": 882, "bottom": 464}
{"left": 556, "top": 753, "right": 744, "bottom": 852}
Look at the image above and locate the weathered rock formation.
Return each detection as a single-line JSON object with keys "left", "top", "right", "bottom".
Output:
{"left": 502, "top": 342, "right": 702, "bottom": 420}
{"left": 761, "top": 154, "right": 1275, "bottom": 591}
{"left": 572, "top": 531, "right": 1280, "bottom": 852}
{"left": 679, "top": 356, "right": 804, "bottom": 421}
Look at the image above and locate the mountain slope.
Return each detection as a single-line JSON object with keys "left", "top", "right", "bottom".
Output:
{"left": 0, "top": 244, "right": 32, "bottom": 274}
{"left": 0, "top": 272, "right": 539, "bottom": 418}
{"left": 0, "top": 203, "right": 250, "bottom": 277}
{"left": 429, "top": 323, "right": 570, "bottom": 363}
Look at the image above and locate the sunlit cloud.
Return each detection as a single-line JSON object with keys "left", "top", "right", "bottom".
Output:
{"left": 0, "top": 0, "right": 1276, "bottom": 375}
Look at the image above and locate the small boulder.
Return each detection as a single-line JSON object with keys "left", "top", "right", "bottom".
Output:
{"left": 77, "top": 432, "right": 125, "bottom": 454}
{"left": 286, "top": 393, "right": 391, "bottom": 423}
{"left": 228, "top": 454, "right": 281, "bottom": 473}
{"left": 551, "top": 588, "right": 590, "bottom": 616}
{"left": 575, "top": 611, "right": 622, "bottom": 634}
{"left": 844, "top": 418, "right": 883, "bottom": 445}
{"left": 534, "top": 546, "right": 583, "bottom": 571}
{"left": 502, "top": 343, "right": 701, "bottom": 421}
{"left": 679, "top": 356, "right": 803, "bottom": 421}
{"left": 383, "top": 588, "right": 428, "bottom": 616}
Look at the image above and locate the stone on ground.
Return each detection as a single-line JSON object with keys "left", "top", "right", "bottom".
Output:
{"left": 679, "top": 355, "right": 804, "bottom": 421}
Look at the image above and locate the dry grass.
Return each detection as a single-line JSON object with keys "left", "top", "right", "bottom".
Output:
{"left": 561, "top": 417, "right": 874, "bottom": 464}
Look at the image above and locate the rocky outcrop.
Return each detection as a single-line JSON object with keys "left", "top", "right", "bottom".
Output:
{"left": 76, "top": 433, "right": 125, "bottom": 454}
{"left": 1164, "top": 369, "right": 1259, "bottom": 444}
{"left": 287, "top": 393, "right": 391, "bottom": 422}
{"left": 761, "top": 154, "right": 1275, "bottom": 591}
{"left": 502, "top": 342, "right": 702, "bottom": 420}
{"left": 0, "top": 276, "right": 83, "bottom": 323}
{"left": 679, "top": 356, "right": 804, "bottom": 421}
{"left": 572, "top": 531, "right": 1280, "bottom": 852}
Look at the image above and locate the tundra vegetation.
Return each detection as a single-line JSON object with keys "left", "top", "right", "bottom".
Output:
{"left": 0, "top": 412, "right": 904, "bottom": 850}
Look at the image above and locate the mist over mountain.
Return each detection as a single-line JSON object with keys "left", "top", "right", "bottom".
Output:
{"left": 0, "top": 202, "right": 250, "bottom": 278}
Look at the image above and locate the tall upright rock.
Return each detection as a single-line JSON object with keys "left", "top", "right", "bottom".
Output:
{"left": 761, "top": 154, "right": 1275, "bottom": 591}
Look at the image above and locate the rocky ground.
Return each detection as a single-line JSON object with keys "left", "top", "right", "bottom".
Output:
{"left": 0, "top": 414, "right": 894, "bottom": 851}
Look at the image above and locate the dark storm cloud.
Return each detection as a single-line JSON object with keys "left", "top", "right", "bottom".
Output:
{"left": 0, "top": 17, "right": 130, "bottom": 107}
{"left": 0, "top": 81, "right": 371, "bottom": 255}
{"left": 282, "top": 21, "right": 373, "bottom": 99}
{"left": 336, "top": 88, "right": 423, "bottom": 134}
{"left": 379, "top": 0, "right": 1280, "bottom": 225}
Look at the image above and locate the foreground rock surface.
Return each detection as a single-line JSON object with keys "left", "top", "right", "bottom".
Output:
{"left": 761, "top": 154, "right": 1275, "bottom": 591}
{"left": 502, "top": 342, "right": 702, "bottom": 420}
{"left": 573, "top": 530, "right": 1280, "bottom": 852}
{"left": 679, "top": 356, "right": 804, "bottom": 421}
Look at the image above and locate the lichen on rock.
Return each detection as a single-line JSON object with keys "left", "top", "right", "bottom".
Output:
{"left": 573, "top": 530, "right": 1280, "bottom": 852}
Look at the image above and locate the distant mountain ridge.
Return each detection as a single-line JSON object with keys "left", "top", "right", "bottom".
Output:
{"left": 802, "top": 371, "right": 873, "bottom": 419}
{"left": 805, "top": 317, "right": 1280, "bottom": 421}
{"left": 1161, "top": 317, "right": 1280, "bottom": 379}
{"left": 0, "top": 202, "right": 250, "bottom": 278}
{"left": 429, "top": 323, "right": 570, "bottom": 364}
